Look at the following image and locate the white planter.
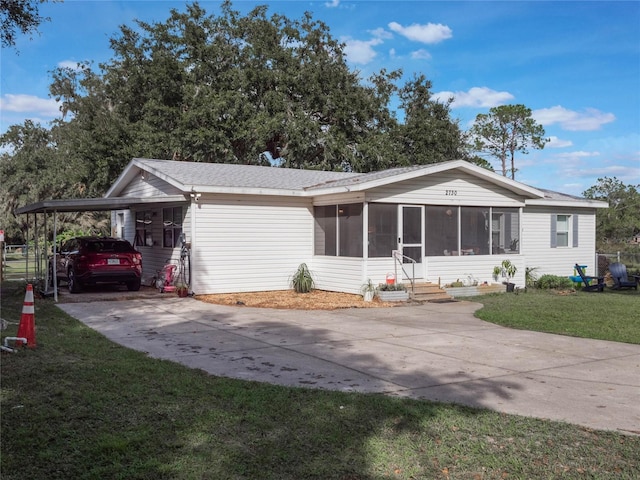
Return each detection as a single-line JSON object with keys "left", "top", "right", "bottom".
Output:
{"left": 443, "top": 284, "right": 505, "bottom": 298}
{"left": 377, "top": 290, "right": 409, "bottom": 302}
{"left": 363, "top": 290, "right": 374, "bottom": 302}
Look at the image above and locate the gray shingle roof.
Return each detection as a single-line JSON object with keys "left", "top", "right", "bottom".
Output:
{"left": 136, "top": 158, "right": 357, "bottom": 190}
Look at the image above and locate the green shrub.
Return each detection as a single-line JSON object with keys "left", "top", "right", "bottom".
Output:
{"left": 291, "top": 263, "right": 314, "bottom": 293}
{"left": 536, "top": 274, "right": 574, "bottom": 290}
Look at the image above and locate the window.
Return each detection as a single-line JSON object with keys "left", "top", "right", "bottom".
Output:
{"left": 314, "top": 206, "right": 336, "bottom": 256}
{"left": 134, "top": 210, "right": 153, "bottom": 247}
{"left": 556, "top": 214, "right": 569, "bottom": 247}
{"left": 551, "top": 214, "right": 579, "bottom": 248}
{"left": 425, "top": 206, "right": 459, "bottom": 256}
{"left": 163, "top": 207, "right": 183, "bottom": 248}
{"left": 368, "top": 203, "right": 397, "bottom": 257}
{"left": 338, "top": 204, "right": 363, "bottom": 257}
{"left": 492, "top": 208, "right": 519, "bottom": 254}
{"left": 460, "top": 207, "right": 490, "bottom": 255}
{"left": 314, "top": 203, "right": 363, "bottom": 257}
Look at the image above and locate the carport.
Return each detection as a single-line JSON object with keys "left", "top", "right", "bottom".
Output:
{"left": 15, "top": 195, "right": 185, "bottom": 301}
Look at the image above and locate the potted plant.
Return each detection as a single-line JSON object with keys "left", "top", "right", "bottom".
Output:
{"left": 361, "top": 279, "right": 376, "bottom": 302}
{"left": 175, "top": 283, "right": 189, "bottom": 297}
{"left": 376, "top": 282, "right": 409, "bottom": 302}
{"left": 493, "top": 260, "right": 517, "bottom": 292}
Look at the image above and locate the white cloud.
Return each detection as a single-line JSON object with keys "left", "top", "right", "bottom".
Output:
{"left": 546, "top": 136, "right": 573, "bottom": 148}
{"left": 388, "top": 21, "right": 452, "bottom": 44}
{"left": 325, "top": 0, "right": 340, "bottom": 8}
{"left": 57, "top": 60, "right": 83, "bottom": 70}
{"left": 411, "top": 49, "right": 431, "bottom": 60}
{"left": 554, "top": 150, "right": 600, "bottom": 159}
{"left": 533, "top": 106, "right": 615, "bottom": 131}
{"left": 343, "top": 37, "right": 383, "bottom": 65}
{"left": 369, "top": 27, "right": 393, "bottom": 41}
{"left": 0, "top": 94, "right": 60, "bottom": 117}
{"left": 433, "top": 86, "right": 514, "bottom": 108}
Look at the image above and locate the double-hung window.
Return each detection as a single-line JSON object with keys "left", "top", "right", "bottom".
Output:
{"left": 163, "top": 207, "right": 183, "bottom": 248}
{"left": 134, "top": 211, "right": 153, "bottom": 247}
{"left": 551, "top": 214, "right": 578, "bottom": 248}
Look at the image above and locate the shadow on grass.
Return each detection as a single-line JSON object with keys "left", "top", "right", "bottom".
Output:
{"left": 4, "top": 286, "right": 636, "bottom": 479}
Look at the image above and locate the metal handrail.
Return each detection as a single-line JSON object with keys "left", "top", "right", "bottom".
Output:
{"left": 392, "top": 250, "right": 416, "bottom": 294}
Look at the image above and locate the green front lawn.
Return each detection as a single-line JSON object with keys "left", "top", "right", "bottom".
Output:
{"left": 1, "top": 283, "right": 638, "bottom": 479}
{"left": 472, "top": 288, "right": 640, "bottom": 344}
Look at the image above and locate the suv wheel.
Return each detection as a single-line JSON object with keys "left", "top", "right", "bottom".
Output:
{"left": 68, "top": 268, "right": 82, "bottom": 293}
{"left": 127, "top": 279, "right": 141, "bottom": 291}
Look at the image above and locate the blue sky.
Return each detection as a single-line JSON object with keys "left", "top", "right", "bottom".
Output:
{"left": 1, "top": 0, "right": 639, "bottom": 195}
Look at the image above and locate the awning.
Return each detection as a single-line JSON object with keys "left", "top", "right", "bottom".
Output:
{"left": 15, "top": 195, "right": 188, "bottom": 214}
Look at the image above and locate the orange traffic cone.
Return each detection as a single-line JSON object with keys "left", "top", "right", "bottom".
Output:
{"left": 16, "top": 284, "right": 36, "bottom": 348}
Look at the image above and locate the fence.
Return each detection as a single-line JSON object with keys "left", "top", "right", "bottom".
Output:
{"left": 597, "top": 252, "right": 640, "bottom": 275}
{"left": 1, "top": 244, "right": 48, "bottom": 283}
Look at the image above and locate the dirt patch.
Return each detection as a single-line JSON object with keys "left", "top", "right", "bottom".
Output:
{"left": 197, "top": 289, "right": 396, "bottom": 310}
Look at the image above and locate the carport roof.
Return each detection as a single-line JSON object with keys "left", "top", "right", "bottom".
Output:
{"left": 15, "top": 195, "right": 187, "bottom": 215}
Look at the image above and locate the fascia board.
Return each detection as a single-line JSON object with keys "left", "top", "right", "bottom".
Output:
{"left": 191, "top": 185, "right": 307, "bottom": 197}
{"left": 131, "top": 158, "right": 192, "bottom": 193}
{"left": 526, "top": 199, "right": 609, "bottom": 209}
{"left": 105, "top": 159, "right": 139, "bottom": 197}
{"left": 15, "top": 195, "right": 187, "bottom": 215}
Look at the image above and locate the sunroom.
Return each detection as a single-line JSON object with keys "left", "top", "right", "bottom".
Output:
{"left": 312, "top": 201, "right": 522, "bottom": 291}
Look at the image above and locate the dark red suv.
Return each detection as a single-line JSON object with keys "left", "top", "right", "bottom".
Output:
{"left": 49, "top": 236, "right": 142, "bottom": 293}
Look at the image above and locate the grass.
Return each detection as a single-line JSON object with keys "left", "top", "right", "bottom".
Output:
{"left": 1, "top": 283, "right": 639, "bottom": 479}
{"left": 472, "top": 288, "right": 640, "bottom": 344}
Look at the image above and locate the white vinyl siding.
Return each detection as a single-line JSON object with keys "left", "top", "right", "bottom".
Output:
{"left": 311, "top": 257, "right": 365, "bottom": 294}
{"left": 365, "top": 171, "right": 524, "bottom": 207}
{"left": 426, "top": 255, "right": 525, "bottom": 289}
{"left": 192, "top": 195, "right": 313, "bottom": 294}
{"left": 119, "top": 171, "right": 183, "bottom": 197}
{"left": 523, "top": 207, "right": 596, "bottom": 277}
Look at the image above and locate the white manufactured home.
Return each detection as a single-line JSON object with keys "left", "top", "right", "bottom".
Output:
{"left": 105, "top": 158, "right": 607, "bottom": 295}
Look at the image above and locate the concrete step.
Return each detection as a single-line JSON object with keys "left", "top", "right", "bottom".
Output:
{"left": 406, "top": 282, "right": 454, "bottom": 303}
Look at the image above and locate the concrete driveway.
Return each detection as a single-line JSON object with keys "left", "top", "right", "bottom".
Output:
{"left": 58, "top": 296, "right": 640, "bottom": 435}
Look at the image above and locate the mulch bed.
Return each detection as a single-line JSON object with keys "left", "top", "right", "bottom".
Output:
{"left": 196, "top": 289, "right": 395, "bottom": 310}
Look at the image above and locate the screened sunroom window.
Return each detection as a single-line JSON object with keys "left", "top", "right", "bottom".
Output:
{"left": 314, "top": 204, "right": 363, "bottom": 257}
{"left": 338, "top": 204, "right": 363, "bottom": 257}
{"left": 492, "top": 208, "right": 520, "bottom": 253}
{"left": 460, "top": 207, "right": 490, "bottom": 255}
{"left": 368, "top": 203, "right": 397, "bottom": 257}
{"left": 425, "top": 206, "right": 459, "bottom": 256}
{"left": 314, "top": 206, "right": 336, "bottom": 255}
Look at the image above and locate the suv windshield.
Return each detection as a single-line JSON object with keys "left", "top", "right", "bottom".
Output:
{"left": 87, "top": 240, "right": 135, "bottom": 253}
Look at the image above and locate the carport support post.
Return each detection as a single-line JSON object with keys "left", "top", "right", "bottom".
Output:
{"left": 53, "top": 211, "right": 58, "bottom": 302}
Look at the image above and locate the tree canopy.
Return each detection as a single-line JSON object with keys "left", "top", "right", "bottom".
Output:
{"left": 469, "top": 104, "right": 547, "bottom": 180}
{"left": 0, "top": 0, "right": 55, "bottom": 48}
{"left": 583, "top": 177, "right": 640, "bottom": 247}
{"left": 0, "top": 1, "right": 477, "bottom": 241}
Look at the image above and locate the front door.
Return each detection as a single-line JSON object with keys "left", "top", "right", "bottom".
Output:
{"left": 399, "top": 205, "right": 424, "bottom": 279}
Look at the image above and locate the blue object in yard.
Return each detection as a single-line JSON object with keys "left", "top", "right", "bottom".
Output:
{"left": 568, "top": 275, "right": 582, "bottom": 287}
